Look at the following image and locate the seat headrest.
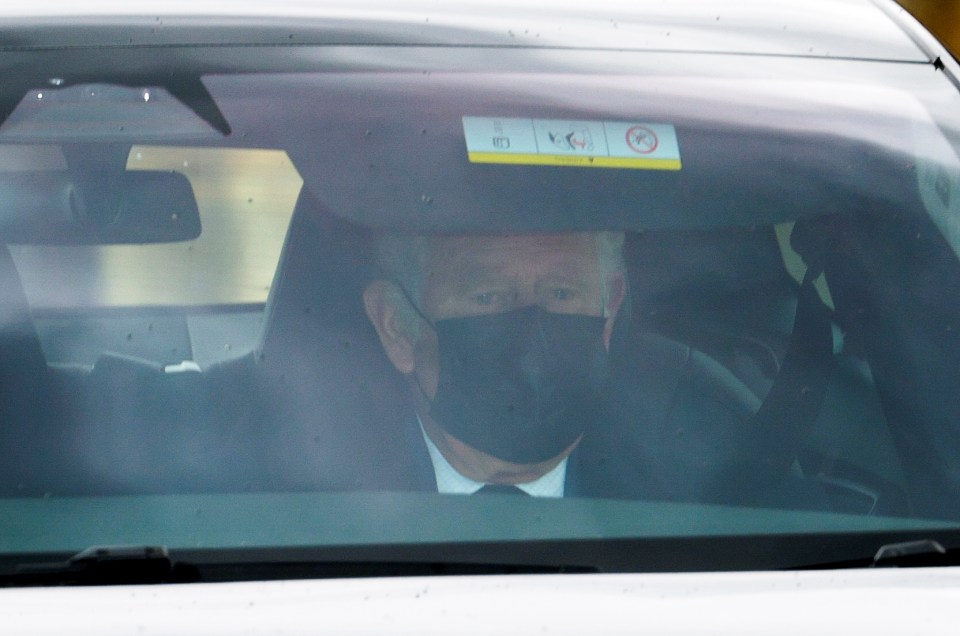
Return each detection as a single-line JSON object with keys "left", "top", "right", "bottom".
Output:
{"left": 253, "top": 191, "right": 415, "bottom": 491}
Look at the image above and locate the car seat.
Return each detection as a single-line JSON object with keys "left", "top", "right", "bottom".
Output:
{"left": 622, "top": 222, "right": 910, "bottom": 515}
{"left": 231, "top": 190, "right": 424, "bottom": 492}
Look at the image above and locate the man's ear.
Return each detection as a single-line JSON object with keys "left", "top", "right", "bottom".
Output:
{"left": 363, "top": 280, "right": 416, "bottom": 374}
{"left": 603, "top": 272, "right": 627, "bottom": 350}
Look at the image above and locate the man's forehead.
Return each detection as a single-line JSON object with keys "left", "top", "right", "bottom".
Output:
{"left": 426, "top": 233, "right": 598, "bottom": 268}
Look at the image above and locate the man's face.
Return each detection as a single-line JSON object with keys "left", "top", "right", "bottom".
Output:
{"left": 364, "top": 232, "right": 624, "bottom": 483}
{"left": 414, "top": 233, "right": 610, "bottom": 398}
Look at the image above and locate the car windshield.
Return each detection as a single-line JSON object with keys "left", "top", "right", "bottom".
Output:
{"left": 3, "top": 2, "right": 960, "bottom": 577}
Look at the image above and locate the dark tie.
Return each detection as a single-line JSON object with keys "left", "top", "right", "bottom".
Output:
{"left": 476, "top": 484, "right": 529, "bottom": 495}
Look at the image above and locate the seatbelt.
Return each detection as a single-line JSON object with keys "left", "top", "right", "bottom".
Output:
{"left": 748, "top": 261, "right": 836, "bottom": 477}
{"left": 619, "top": 225, "right": 835, "bottom": 498}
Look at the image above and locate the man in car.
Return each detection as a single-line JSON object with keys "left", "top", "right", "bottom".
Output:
{"left": 359, "top": 229, "right": 837, "bottom": 506}
{"left": 361, "top": 231, "right": 661, "bottom": 497}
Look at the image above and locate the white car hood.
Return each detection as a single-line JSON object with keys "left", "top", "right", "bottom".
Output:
{"left": 5, "top": 567, "right": 960, "bottom": 634}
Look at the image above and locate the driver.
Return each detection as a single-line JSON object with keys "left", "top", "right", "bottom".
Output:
{"left": 362, "top": 232, "right": 631, "bottom": 497}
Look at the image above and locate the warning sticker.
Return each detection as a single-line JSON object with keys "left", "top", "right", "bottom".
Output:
{"left": 462, "top": 117, "right": 681, "bottom": 170}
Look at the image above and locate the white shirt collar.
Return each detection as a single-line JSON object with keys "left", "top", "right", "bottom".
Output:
{"left": 419, "top": 420, "right": 566, "bottom": 498}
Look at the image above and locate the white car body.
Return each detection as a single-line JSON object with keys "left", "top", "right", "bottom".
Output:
{"left": 6, "top": 568, "right": 960, "bottom": 634}
{"left": 2, "top": 0, "right": 960, "bottom": 631}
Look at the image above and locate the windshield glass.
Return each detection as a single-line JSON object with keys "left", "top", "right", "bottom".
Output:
{"left": 2, "top": 39, "right": 960, "bottom": 573}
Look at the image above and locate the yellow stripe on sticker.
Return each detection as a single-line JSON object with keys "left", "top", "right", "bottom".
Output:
{"left": 468, "top": 152, "right": 681, "bottom": 170}
{"left": 462, "top": 117, "right": 682, "bottom": 171}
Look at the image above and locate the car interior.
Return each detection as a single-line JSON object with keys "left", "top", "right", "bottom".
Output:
{"left": 0, "top": 160, "right": 935, "bottom": 519}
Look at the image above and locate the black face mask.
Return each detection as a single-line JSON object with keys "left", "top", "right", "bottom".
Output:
{"left": 424, "top": 305, "right": 609, "bottom": 464}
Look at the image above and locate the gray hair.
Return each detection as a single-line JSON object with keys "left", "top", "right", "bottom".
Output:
{"left": 372, "top": 231, "right": 626, "bottom": 334}
{"left": 595, "top": 231, "right": 627, "bottom": 313}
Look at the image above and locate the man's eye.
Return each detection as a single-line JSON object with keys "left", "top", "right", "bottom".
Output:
{"left": 474, "top": 292, "right": 496, "bottom": 305}
{"left": 551, "top": 288, "right": 574, "bottom": 301}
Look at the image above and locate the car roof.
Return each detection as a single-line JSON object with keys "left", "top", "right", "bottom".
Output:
{"left": 0, "top": 0, "right": 928, "bottom": 63}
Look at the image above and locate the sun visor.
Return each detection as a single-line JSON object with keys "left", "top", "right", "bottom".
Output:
{"left": 209, "top": 73, "right": 932, "bottom": 233}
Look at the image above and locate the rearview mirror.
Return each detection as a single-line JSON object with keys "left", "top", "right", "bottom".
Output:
{"left": 0, "top": 169, "right": 201, "bottom": 244}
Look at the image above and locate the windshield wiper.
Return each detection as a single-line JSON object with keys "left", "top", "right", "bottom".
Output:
{"left": 16, "top": 537, "right": 949, "bottom": 583}
{"left": 1, "top": 544, "right": 595, "bottom": 587}
{"left": 872, "top": 539, "right": 960, "bottom": 567}
{"left": 1, "top": 545, "right": 199, "bottom": 587}
{"left": 796, "top": 539, "right": 960, "bottom": 570}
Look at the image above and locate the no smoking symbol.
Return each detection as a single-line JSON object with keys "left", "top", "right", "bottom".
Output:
{"left": 626, "top": 126, "right": 659, "bottom": 154}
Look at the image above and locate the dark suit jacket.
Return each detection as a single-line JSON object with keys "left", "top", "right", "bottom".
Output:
{"left": 257, "top": 329, "right": 827, "bottom": 510}
{"left": 390, "top": 410, "right": 672, "bottom": 500}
